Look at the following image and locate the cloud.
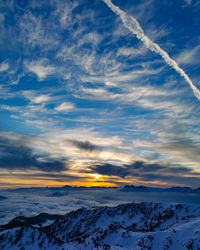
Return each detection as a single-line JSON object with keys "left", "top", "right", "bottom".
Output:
{"left": 25, "top": 59, "right": 56, "bottom": 80}
{"left": 128, "top": 115, "right": 200, "bottom": 168}
{"left": 0, "top": 61, "right": 9, "bottom": 72}
{"left": 0, "top": 134, "right": 67, "bottom": 172}
{"left": 0, "top": 0, "right": 199, "bottom": 189}
{"left": 69, "top": 140, "right": 100, "bottom": 152}
{"left": 19, "top": 10, "right": 60, "bottom": 51}
{"left": 103, "top": 0, "right": 200, "bottom": 101}
{"left": 25, "top": 128, "right": 134, "bottom": 168}
{"left": 0, "top": 187, "right": 103, "bottom": 225}
{"left": 0, "top": 127, "right": 132, "bottom": 171}
{"left": 23, "top": 91, "right": 52, "bottom": 104}
{"left": 0, "top": 85, "right": 17, "bottom": 99}
{"left": 0, "top": 13, "right": 4, "bottom": 24}
{"left": 80, "top": 67, "right": 162, "bottom": 87}
{"left": 159, "top": 136, "right": 200, "bottom": 166}
{"left": 117, "top": 45, "right": 147, "bottom": 57}
{"left": 79, "top": 32, "right": 101, "bottom": 47}
{"left": 54, "top": 0, "right": 78, "bottom": 29}
{"left": 0, "top": 104, "right": 21, "bottom": 112}
{"left": 184, "top": 0, "right": 192, "bottom": 5}
{"left": 78, "top": 81, "right": 190, "bottom": 116}
{"left": 90, "top": 160, "right": 200, "bottom": 185}
{"left": 55, "top": 102, "right": 75, "bottom": 112}
{"left": 176, "top": 45, "right": 200, "bottom": 65}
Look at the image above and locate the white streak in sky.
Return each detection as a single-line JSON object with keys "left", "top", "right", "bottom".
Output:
{"left": 103, "top": 0, "right": 200, "bottom": 101}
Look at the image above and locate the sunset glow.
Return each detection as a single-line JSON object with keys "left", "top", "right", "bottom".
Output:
{"left": 0, "top": 0, "right": 200, "bottom": 189}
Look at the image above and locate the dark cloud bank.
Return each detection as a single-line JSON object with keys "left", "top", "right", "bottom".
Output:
{"left": 0, "top": 135, "right": 67, "bottom": 172}
{"left": 90, "top": 161, "right": 200, "bottom": 186}
{"left": 0, "top": 134, "right": 200, "bottom": 186}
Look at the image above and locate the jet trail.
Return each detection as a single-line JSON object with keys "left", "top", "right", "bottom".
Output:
{"left": 103, "top": 0, "right": 200, "bottom": 101}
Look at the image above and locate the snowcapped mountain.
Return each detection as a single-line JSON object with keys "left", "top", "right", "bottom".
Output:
{"left": 120, "top": 185, "right": 200, "bottom": 193}
{"left": 0, "top": 202, "right": 200, "bottom": 250}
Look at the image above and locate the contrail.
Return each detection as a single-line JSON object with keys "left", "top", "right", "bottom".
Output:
{"left": 103, "top": 0, "right": 200, "bottom": 101}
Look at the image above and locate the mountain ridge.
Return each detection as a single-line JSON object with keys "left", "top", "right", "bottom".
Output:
{"left": 0, "top": 202, "right": 200, "bottom": 249}
{"left": 1, "top": 185, "right": 200, "bottom": 193}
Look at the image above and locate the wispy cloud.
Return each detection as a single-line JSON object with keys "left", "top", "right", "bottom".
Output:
{"left": 0, "top": 0, "right": 200, "bottom": 188}
{"left": 23, "top": 91, "right": 52, "bottom": 104}
{"left": 176, "top": 45, "right": 200, "bottom": 65}
{"left": 0, "top": 61, "right": 9, "bottom": 72}
{"left": 25, "top": 59, "right": 56, "bottom": 80}
{"left": 184, "top": 0, "right": 192, "bottom": 6}
{"left": 117, "top": 45, "right": 147, "bottom": 57}
{"left": 80, "top": 67, "right": 162, "bottom": 87}
{"left": 55, "top": 102, "right": 75, "bottom": 112}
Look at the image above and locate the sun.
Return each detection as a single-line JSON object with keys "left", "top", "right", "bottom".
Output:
{"left": 93, "top": 173, "right": 101, "bottom": 180}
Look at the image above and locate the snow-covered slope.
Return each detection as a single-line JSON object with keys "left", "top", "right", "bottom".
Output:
{"left": 0, "top": 202, "right": 200, "bottom": 250}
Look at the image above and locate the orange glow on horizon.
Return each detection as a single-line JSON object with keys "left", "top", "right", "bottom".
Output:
{"left": 0, "top": 173, "right": 178, "bottom": 189}
{"left": 0, "top": 176, "right": 118, "bottom": 189}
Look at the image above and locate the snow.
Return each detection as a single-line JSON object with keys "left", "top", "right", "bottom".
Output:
{"left": 0, "top": 202, "right": 200, "bottom": 249}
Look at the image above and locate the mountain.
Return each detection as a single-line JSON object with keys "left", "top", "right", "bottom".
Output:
{"left": 0, "top": 202, "right": 200, "bottom": 249}
{"left": 0, "top": 213, "right": 64, "bottom": 232}
{"left": 7, "top": 185, "right": 200, "bottom": 194}
{"left": 120, "top": 185, "right": 159, "bottom": 192}
{"left": 120, "top": 185, "right": 200, "bottom": 193}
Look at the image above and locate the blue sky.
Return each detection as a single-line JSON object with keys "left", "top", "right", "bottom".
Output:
{"left": 0, "top": 0, "right": 200, "bottom": 188}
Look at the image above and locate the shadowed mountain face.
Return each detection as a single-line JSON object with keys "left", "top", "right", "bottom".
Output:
{"left": 0, "top": 213, "right": 64, "bottom": 232}
{"left": 0, "top": 202, "right": 200, "bottom": 249}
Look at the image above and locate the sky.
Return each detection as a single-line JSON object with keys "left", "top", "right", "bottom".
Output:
{"left": 0, "top": 0, "right": 200, "bottom": 188}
